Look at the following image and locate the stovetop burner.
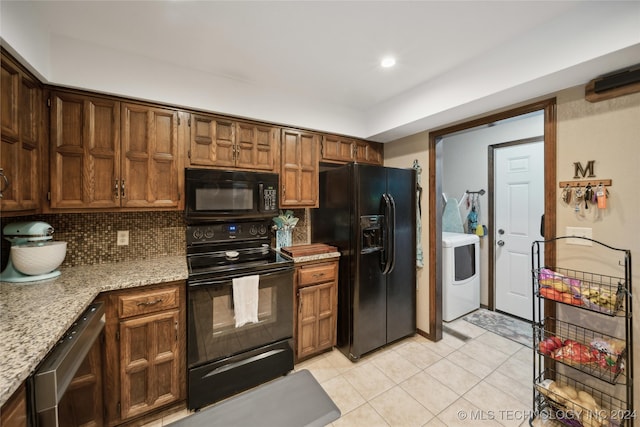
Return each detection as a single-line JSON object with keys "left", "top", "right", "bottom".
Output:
{"left": 188, "top": 246, "right": 291, "bottom": 276}
{"left": 186, "top": 219, "right": 293, "bottom": 280}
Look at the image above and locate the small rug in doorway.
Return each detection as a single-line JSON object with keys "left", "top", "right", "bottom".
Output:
{"left": 167, "top": 369, "right": 340, "bottom": 427}
{"left": 463, "top": 308, "right": 532, "bottom": 348}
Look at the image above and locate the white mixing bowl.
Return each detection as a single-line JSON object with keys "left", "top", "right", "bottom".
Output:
{"left": 11, "top": 241, "right": 67, "bottom": 276}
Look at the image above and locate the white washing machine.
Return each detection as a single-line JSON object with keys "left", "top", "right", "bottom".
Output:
{"left": 442, "top": 232, "right": 480, "bottom": 322}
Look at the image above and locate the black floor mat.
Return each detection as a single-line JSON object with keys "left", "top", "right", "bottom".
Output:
{"left": 169, "top": 369, "right": 341, "bottom": 427}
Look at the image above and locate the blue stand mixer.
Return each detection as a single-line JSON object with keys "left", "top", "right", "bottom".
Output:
{"left": 0, "top": 221, "right": 67, "bottom": 283}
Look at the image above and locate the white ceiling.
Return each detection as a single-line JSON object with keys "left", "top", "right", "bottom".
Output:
{"left": 2, "top": 1, "right": 640, "bottom": 142}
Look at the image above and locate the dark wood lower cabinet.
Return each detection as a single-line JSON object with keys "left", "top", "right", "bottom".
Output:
{"left": 0, "top": 383, "right": 28, "bottom": 427}
{"left": 119, "top": 310, "right": 181, "bottom": 420}
{"left": 297, "top": 281, "right": 336, "bottom": 360}
{"left": 294, "top": 259, "right": 338, "bottom": 361}
{"left": 58, "top": 334, "right": 104, "bottom": 427}
{"left": 98, "top": 281, "right": 186, "bottom": 427}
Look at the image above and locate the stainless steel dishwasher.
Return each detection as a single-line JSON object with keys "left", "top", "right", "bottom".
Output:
{"left": 31, "top": 301, "right": 105, "bottom": 427}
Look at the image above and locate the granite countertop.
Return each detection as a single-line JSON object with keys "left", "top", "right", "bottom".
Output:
{"left": 0, "top": 255, "right": 188, "bottom": 407}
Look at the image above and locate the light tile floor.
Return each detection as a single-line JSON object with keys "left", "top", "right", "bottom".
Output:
{"left": 150, "top": 316, "right": 544, "bottom": 426}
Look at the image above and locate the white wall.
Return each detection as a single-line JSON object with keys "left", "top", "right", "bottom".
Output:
{"left": 384, "top": 134, "right": 430, "bottom": 334}
{"left": 366, "top": 3, "right": 640, "bottom": 141}
{"left": 0, "top": 2, "right": 366, "bottom": 138}
{"left": 0, "top": 1, "right": 50, "bottom": 80}
{"left": 45, "top": 34, "right": 367, "bottom": 137}
{"left": 441, "top": 112, "right": 544, "bottom": 306}
{"left": 554, "top": 88, "right": 640, "bottom": 410}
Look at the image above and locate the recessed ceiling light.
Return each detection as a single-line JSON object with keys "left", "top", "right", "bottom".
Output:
{"left": 381, "top": 57, "right": 396, "bottom": 68}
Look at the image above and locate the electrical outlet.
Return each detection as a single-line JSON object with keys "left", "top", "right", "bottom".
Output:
{"left": 117, "top": 230, "right": 129, "bottom": 246}
{"left": 566, "top": 226, "right": 592, "bottom": 246}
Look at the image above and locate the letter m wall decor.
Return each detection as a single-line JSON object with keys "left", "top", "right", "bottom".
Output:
{"left": 573, "top": 160, "right": 596, "bottom": 179}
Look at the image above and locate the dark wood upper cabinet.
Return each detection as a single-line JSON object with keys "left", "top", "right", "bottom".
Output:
{"left": 189, "top": 114, "right": 234, "bottom": 167}
{"left": 320, "top": 134, "right": 355, "bottom": 163}
{"left": 50, "top": 91, "right": 121, "bottom": 209}
{"left": 280, "top": 128, "right": 319, "bottom": 208}
{"left": 49, "top": 92, "right": 183, "bottom": 211}
{"left": 235, "top": 121, "right": 277, "bottom": 171}
{"left": 321, "top": 134, "right": 383, "bottom": 165}
{"left": 121, "top": 103, "right": 180, "bottom": 209}
{"left": 188, "top": 113, "right": 277, "bottom": 171}
{"left": 354, "top": 139, "right": 383, "bottom": 165}
{"left": 1, "top": 52, "right": 42, "bottom": 215}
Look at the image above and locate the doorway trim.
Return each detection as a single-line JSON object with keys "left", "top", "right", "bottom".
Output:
{"left": 424, "top": 98, "right": 557, "bottom": 341}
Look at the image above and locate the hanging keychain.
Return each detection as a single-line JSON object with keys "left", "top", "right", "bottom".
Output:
{"left": 574, "top": 185, "right": 583, "bottom": 213}
{"left": 596, "top": 183, "right": 607, "bottom": 209}
{"left": 561, "top": 184, "right": 572, "bottom": 204}
{"left": 584, "top": 184, "right": 592, "bottom": 210}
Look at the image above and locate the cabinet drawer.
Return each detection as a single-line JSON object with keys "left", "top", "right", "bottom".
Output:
{"left": 298, "top": 262, "right": 337, "bottom": 287}
{"left": 118, "top": 286, "right": 179, "bottom": 318}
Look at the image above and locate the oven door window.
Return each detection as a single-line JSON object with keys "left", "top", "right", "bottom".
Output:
{"left": 188, "top": 269, "right": 293, "bottom": 367}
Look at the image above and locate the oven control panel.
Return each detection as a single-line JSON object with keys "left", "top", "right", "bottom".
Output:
{"left": 187, "top": 220, "right": 270, "bottom": 245}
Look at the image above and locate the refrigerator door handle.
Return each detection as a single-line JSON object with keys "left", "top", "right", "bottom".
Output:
{"left": 381, "top": 193, "right": 393, "bottom": 274}
{"left": 387, "top": 193, "right": 397, "bottom": 274}
{"left": 380, "top": 194, "right": 389, "bottom": 274}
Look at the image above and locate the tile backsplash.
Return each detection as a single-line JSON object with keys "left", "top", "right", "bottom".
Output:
{"left": 1, "top": 209, "right": 309, "bottom": 269}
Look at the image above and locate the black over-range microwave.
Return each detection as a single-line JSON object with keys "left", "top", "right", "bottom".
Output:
{"left": 185, "top": 168, "right": 279, "bottom": 222}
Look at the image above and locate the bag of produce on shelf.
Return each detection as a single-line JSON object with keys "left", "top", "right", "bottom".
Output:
{"left": 539, "top": 287, "right": 583, "bottom": 306}
{"left": 591, "top": 336, "right": 626, "bottom": 374}
{"left": 578, "top": 284, "right": 621, "bottom": 314}
{"left": 594, "top": 350, "right": 625, "bottom": 374}
{"left": 551, "top": 340, "right": 598, "bottom": 366}
{"left": 590, "top": 336, "right": 625, "bottom": 355}
{"left": 576, "top": 391, "right": 609, "bottom": 427}
{"left": 538, "top": 268, "right": 581, "bottom": 294}
{"left": 548, "top": 382, "right": 578, "bottom": 407}
{"left": 535, "top": 379, "right": 556, "bottom": 398}
{"left": 538, "top": 380, "right": 568, "bottom": 407}
{"left": 540, "top": 382, "right": 610, "bottom": 427}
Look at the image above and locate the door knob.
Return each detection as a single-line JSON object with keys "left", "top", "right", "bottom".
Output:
{"left": 497, "top": 240, "right": 505, "bottom": 246}
{"left": 498, "top": 229, "right": 505, "bottom": 235}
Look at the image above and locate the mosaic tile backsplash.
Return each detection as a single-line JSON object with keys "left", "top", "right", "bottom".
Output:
{"left": 1, "top": 209, "right": 309, "bottom": 269}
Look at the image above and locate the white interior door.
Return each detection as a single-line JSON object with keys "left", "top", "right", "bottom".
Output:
{"left": 495, "top": 141, "right": 544, "bottom": 321}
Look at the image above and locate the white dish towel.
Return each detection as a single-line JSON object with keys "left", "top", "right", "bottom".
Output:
{"left": 232, "top": 275, "right": 260, "bottom": 327}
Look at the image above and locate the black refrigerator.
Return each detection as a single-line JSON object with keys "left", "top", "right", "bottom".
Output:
{"left": 311, "top": 163, "right": 416, "bottom": 361}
